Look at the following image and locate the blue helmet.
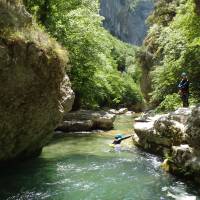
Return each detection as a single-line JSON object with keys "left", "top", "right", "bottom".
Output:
{"left": 115, "top": 134, "right": 124, "bottom": 139}
{"left": 181, "top": 72, "right": 187, "bottom": 77}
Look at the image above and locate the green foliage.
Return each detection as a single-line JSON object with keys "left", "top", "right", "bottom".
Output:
{"left": 94, "top": 71, "right": 143, "bottom": 108}
{"left": 24, "top": 0, "right": 143, "bottom": 109}
{"left": 147, "top": 0, "right": 179, "bottom": 26}
{"left": 156, "top": 93, "right": 182, "bottom": 112}
{"left": 142, "top": 0, "right": 200, "bottom": 110}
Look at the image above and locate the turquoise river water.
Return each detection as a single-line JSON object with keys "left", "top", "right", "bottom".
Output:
{"left": 0, "top": 115, "right": 200, "bottom": 200}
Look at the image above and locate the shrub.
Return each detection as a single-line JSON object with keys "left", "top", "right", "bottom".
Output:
{"left": 156, "top": 93, "right": 182, "bottom": 113}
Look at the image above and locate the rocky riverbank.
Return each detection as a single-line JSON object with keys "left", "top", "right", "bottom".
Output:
{"left": 55, "top": 108, "right": 134, "bottom": 134}
{"left": 133, "top": 106, "right": 200, "bottom": 184}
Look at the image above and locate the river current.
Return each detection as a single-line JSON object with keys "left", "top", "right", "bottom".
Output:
{"left": 0, "top": 115, "right": 200, "bottom": 200}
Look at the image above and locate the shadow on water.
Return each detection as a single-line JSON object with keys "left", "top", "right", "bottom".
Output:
{"left": 0, "top": 114, "right": 200, "bottom": 200}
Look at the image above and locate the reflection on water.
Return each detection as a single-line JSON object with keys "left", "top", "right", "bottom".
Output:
{"left": 0, "top": 115, "right": 199, "bottom": 200}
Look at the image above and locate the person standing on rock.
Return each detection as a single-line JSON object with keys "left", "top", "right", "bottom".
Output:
{"left": 178, "top": 72, "right": 190, "bottom": 107}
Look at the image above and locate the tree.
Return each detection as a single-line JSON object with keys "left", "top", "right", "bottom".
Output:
{"left": 24, "top": 0, "right": 143, "bottom": 109}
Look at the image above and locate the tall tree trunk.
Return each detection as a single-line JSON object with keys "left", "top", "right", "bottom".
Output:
{"left": 194, "top": 0, "right": 200, "bottom": 15}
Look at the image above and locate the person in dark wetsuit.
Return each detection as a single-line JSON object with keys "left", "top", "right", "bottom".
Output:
{"left": 178, "top": 72, "right": 190, "bottom": 107}
{"left": 112, "top": 134, "right": 132, "bottom": 145}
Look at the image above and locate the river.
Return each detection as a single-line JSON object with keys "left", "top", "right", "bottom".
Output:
{"left": 0, "top": 114, "right": 200, "bottom": 200}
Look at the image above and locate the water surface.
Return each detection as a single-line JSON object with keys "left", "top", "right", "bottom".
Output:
{"left": 0, "top": 115, "right": 200, "bottom": 200}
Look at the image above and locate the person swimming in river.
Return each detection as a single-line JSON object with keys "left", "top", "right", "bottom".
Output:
{"left": 112, "top": 134, "right": 132, "bottom": 145}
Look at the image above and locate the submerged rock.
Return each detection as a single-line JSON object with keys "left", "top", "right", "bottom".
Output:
{"left": 0, "top": 1, "right": 74, "bottom": 163}
{"left": 56, "top": 110, "right": 116, "bottom": 132}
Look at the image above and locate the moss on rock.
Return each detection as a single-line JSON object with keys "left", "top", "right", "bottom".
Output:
{"left": 0, "top": 0, "right": 74, "bottom": 163}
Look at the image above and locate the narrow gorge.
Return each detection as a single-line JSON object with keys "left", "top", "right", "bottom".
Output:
{"left": 0, "top": 0, "right": 200, "bottom": 199}
{"left": 100, "top": 0, "right": 154, "bottom": 45}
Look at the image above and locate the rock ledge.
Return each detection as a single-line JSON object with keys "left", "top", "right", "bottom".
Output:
{"left": 55, "top": 110, "right": 116, "bottom": 133}
{"left": 134, "top": 106, "right": 200, "bottom": 184}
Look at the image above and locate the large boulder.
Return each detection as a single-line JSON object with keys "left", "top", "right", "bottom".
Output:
{"left": 186, "top": 106, "right": 200, "bottom": 148}
{"left": 154, "top": 116, "right": 185, "bottom": 145}
{"left": 134, "top": 115, "right": 185, "bottom": 155}
{"left": 169, "top": 145, "right": 200, "bottom": 184}
{"left": 55, "top": 120, "right": 93, "bottom": 132}
{"left": 0, "top": 1, "right": 74, "bottom": 162}
{"left": 169, "top": 107, "right": 192, "bottom": 124}
{"left": 167, "top": 106, "right": 200, "bottom": 184}
{"left": 134, "top": 106, "right": 200, "bottom": 184}
{"left": 56, "top": 110, "right": 116, "bottom": 132}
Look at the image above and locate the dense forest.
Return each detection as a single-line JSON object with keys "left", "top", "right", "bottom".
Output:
{"left": 24, "top": 0, "right": 143, "bottom": 110}
{"left": 138, "top": 0, "right": 200, "bottom": 111}
{"left": 23, "top": 0, "right": 200, "bottom": 112}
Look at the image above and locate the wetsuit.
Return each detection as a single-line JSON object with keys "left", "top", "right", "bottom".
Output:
{"left": 178, "top": 79, "right": 190, "bottom": 107}
{"left": 112, "top": 136, "right": 132, "bottom": 145}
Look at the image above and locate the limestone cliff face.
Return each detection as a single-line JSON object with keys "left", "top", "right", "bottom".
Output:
{"left": 100, "top": 0, "right": 154, "bottom": 45}
{"left": 0, "top": 0, "right": 74, "bottom": 163}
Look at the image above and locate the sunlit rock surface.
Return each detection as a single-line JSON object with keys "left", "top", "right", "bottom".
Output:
{"left": 170, "top": 145, "right": 200, "bottom": 184}
{"left": 134, "top": 115, "right": 185, "bottom": 155}
{"left": 186, "top": 106, "right": 200, "bottom": 148}
{"left": 169, "top": 107, "right": 192, "bottom": 124}
{"left": 134, "top": 106, "right": 200, "bottom": 184}
{"left": 108, "top": 108, "right": 129, "bottom": 115}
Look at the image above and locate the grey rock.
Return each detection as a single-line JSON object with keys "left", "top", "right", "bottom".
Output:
{"left": 134, "top": 106, "right": 200, "bottom": 184}
{"left": 154, "top": 116, "right": 184, "bottom": 144}
{"left": 118, "top": 108, "right": 128, "bottom": 114}
{"left": 108, "top": 108, "right": 128, "bottom": 115}
{"left": 169, "top": 107, "right": 192, "bottom": 124}
{"left": 56, "top": 120, "right": 94, "bottom": 132}
{"left": 56, "top": 110, "right": 116, "bottom": 132}
{"left": 100, "top": 0, "right": 154, "bottom": 45}
{"left": 170, "top": 145, "right": 200, "bottom": 183}
{"left": 134, "top": 114, "right": 185, "bottom": 155}
{"left": 172, "top": 145, "right": 194, "bottom": 166}
{"left": 125, "top": 111, "right": 135, "bottom": 116}
{"left": 135, "top": 110, "right": 156, "bottom": 122}
{"left": 186, "top": 105, "right": 200, "bottom": 148}
{"left": 0, "top": 2, "right": 74, "bottom": 162}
